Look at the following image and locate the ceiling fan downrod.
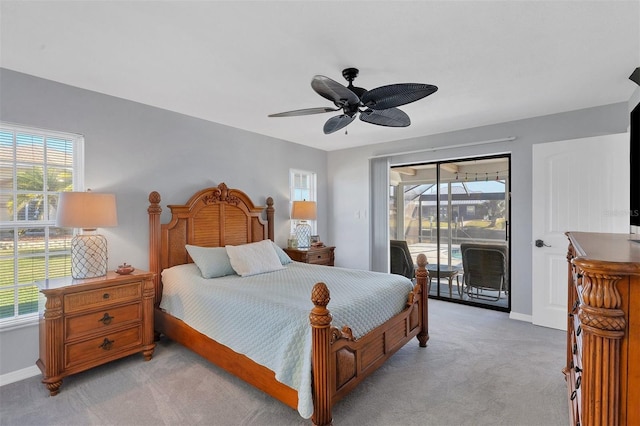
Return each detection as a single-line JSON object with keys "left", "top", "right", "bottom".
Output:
{"left": 342, "top": 67, "right": 367, "bottom": 99}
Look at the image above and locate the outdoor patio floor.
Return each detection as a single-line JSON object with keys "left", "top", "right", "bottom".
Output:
{"left": 408, "top": 242, "right": 509, "bottom": 310}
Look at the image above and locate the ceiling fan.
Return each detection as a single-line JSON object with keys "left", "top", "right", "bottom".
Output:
{"left": 268, "top": 68, "right": 438, "bottom": 134}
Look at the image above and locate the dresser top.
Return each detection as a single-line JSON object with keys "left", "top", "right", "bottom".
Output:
{"left": 567, "top": 232, "right": 640, "bottom": 274}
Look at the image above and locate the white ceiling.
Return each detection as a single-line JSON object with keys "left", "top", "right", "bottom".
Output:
{"left": 1, "top": 1, "right": 639, "bottom": 151}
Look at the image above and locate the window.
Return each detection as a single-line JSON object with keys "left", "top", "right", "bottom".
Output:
{"left": 0, "top": 123, "right": 83, "bottom": 326}
{"left": 289, "top": 169, "right": 317, "bottom": 234}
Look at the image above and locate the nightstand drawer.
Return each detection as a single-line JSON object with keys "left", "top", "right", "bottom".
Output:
{"left": 283, "top": 246, "right": 335, "bottom": 266}
{"left": 309, "top": 250, "right": 331, "bottom": 265}
{"left": 65, "top": 325, "right": 142, "bottom": 369}
{"left": 64, "top": 282, "right": 141, "bottom": 313}
{"left": 65, "top": 302, "right": 142, "bottom": 340}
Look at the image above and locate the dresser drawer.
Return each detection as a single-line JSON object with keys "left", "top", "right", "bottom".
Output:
{"left": 65, "top": 325, "right": 142, "bottom": 369}
{"left": 64, "top": 282, "right": 141, "bottom": 313}
{"left": 65, "top": 302, "right": 142, "bottom": 340}
{"left": 567, "top": 366, "right": 581, "bottom": 425}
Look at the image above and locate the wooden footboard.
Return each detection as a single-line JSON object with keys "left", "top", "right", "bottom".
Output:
{"left": 310, "top": 254, "right": 428, "bottom": 425}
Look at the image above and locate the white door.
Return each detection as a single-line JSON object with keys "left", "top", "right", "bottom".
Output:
{"left": 532, "top": 133, "right": 629, "bottom": 330}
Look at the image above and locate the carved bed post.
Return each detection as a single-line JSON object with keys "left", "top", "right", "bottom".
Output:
{"left": 310, "top": 282, "right": 333, "bottom": 426}
{"left": 415, "top": 253, "right": 429, "bottom": 347}
{"left": 148, "top": 191, "right": 162, "bottom": 308}
{"left": 266, "top": 196, "right": 274, "bottom": 241}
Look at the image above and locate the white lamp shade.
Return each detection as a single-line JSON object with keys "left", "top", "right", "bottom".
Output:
{"left": 56, "top": 192, "right": 118, "bottom": 230}
{"left": 291, "top": 201, "right": 317, "bottom": 220}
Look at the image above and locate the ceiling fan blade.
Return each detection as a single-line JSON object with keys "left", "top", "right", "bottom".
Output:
{"left": 323, "top": 114, "right": 356, "bottom": 134}
{"left": 361, "top": 83, "right": 438, "bottom": 110}
{"left": 268, "top": 107, "right": 339, "bottom": 117}
{"left": 360, "top": 108, "right": 411, "bottom": 127}
{"left": 312, "top": 75, "right": 360, "bottom": 107}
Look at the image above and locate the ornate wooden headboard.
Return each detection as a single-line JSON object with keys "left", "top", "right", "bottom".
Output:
{"left": 148, "top": 182, "right": 274, "bottom": 306}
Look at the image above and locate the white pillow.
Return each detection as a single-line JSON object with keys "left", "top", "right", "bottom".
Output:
{"left": 185, "top": 245, "right": 236, "bottom": 278}
{"left": 226, "top": 240, "right": 285, "bottom": 277}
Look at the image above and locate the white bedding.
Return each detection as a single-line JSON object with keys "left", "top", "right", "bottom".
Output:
{"left": 160, "top": 261, "right": 414, "bottom": 418}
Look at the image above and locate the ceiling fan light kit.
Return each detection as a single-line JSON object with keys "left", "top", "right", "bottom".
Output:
{"left": 269, "top": 68, "right": 438, "bottom": 134}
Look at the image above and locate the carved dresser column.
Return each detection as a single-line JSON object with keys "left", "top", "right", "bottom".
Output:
{"left": 573, "top": 260, "right": 625, "bottom": 425}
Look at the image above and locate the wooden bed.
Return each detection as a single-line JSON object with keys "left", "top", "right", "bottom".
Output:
{"left": 148, "top": 182, "right": 429, "bottom": 425}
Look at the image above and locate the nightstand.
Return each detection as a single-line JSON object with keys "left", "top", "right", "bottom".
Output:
{"left": 36, "top": 270, "right": 155, "bottom": 396}
{"left": 284, "top": 246, "right": 335, "bottom": 266}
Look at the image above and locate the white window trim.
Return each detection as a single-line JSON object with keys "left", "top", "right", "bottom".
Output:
{"left": 289, "top": 168, "right": 317, "bottom": 235}
{"left": 0, "top": 122, "right": 84, "bottom": 329}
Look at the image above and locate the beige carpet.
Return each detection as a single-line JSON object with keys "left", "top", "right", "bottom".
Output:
{"left": 0, "top": 299, "right": 568, "bottom": 425}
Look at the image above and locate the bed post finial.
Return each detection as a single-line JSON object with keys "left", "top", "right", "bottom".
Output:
{"left": 266, "top": 196, "right": 275, "bottom": 241}
{"left": 415, "top": 253, "right": 429, "bottom": 347}
{"left": 148, "top": 191, "right": 162, "bottom": 308}
{"left": 310, "top": 282, "right": 333, "bottom": 426}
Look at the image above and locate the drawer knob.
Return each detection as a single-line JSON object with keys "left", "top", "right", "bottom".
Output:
{"left": 103, "top": 293, "right": 110, "bottom": 300}
{"left": 99, "top": 338, "right": 114, "bottom": 351}
{"left": 99, "top": 313, "right": 114, "bottom": 325}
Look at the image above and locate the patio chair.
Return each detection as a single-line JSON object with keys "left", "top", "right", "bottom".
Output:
{"left": 390, "top": 240, "right": 415, "bottom": 281}
{"left": 460, "top": 242, "right": 508, "bottom": 301}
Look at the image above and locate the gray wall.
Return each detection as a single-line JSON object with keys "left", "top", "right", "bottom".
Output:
{"left": 0, "top": 68, "right": 329, "bottom": 376}
{"left": 327, "top": 102, "right": 631, "bottom": 319}
{"left": 0, "top": 67, "right": 636, "bottom": 380}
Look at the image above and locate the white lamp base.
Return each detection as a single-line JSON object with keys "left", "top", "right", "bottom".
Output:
{"left": 71, "top": 234, "right": 108, "bottom": 279}
{"left": 295, "top": 221, "right": 312, "bottom": 248}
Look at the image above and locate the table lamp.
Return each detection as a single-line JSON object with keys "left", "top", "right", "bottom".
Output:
{"left": 291, "top": 200, "right": 316, "bottom": 249}
{"left": 56, "top": 191, "right": 118, "bottom": 279}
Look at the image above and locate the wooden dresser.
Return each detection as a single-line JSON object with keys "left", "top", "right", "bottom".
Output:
{"left": 283, "top": 245, "right": 335, "bottom": 266}
{"left": 37, "top": 270, "right": 155, "bottom": 396}
{"left": 565, "top": 232, "right": 640, "bottom": 425}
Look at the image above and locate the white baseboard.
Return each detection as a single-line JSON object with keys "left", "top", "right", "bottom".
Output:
{"left": 509, "top": 311, "right": 532, "bottom": 323}
{"left": 0, "top": 365, "right": 40, "bottom": 387}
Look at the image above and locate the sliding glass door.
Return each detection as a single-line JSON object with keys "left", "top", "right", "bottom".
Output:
{"left": 390, "top": 155, "right": 510, "bottom": 311}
